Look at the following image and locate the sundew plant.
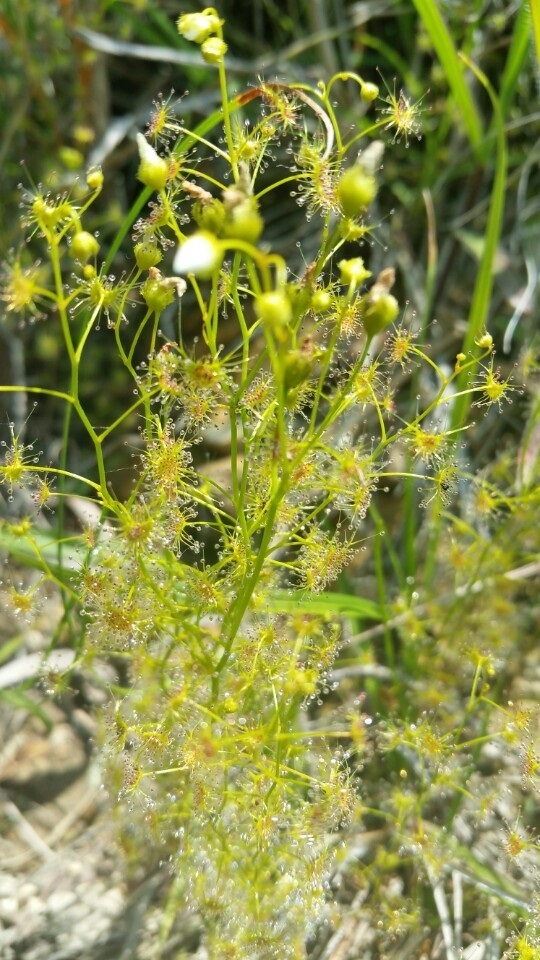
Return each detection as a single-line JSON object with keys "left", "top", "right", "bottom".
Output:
{"left": 1, "top": 7, "right": 537, "bottom": 958}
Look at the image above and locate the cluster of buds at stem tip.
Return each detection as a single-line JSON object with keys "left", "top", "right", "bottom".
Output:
{"left": 190, "top": 164, "right": 264, "bottom": 243}
{"left": 221, "top": 164, "right": 263, "bottom": 244}
{"left": 177, "top": 8, "right": 227, "bottom": 63}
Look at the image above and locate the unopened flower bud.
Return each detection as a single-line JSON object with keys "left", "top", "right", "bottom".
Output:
{"left": 475, "top": 332, "right": 493, "bottom": 351}
{"left": 311, "top": 290, "right": 332, "bottom": 313}
{"left": 201, "top": 37, "right": 228, "bottom": 64}
{"left": 141, "top": 268, "right": 185, "bottom": 312}
{"left": 254, "top": 291, "right": 293, "bottom": 341}
{"left": 339, "top": 257, "right": 371, "bottom": 289}
{"left": 70, "top": 230, "right": 100, "bottom": 263}
{"left": 283, "top": 349, "right": 314, "bottom": 393}
{"left": 136, "top": 134, "right": 169, "bottom": 191}
{"left": 177, "top": 9, "right": 222, "bottom": 43}
{"left": 361, "top": 81, "right": 379, "bottom": 102}
{"left": 86, "top": 166, "right": 104, "bottom": 191}
{"left": 60, "top": 146, "right": 84, "bottom": 170}
{"left": 222, "top": 199, "right": 263, "bottom": 244}
{"left": 337, "top": 165, "right": 377, "bottom": 218}
{"left": 134, "top": 239, "right": 162, "bottom": 270}
{"left": 363, "top": 292, "right": 399, "bottom": 337}
{"left": 191, "top": 198, "right": 225, "bottom": 235}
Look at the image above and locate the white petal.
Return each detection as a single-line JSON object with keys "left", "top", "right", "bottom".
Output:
{"left": 172, "top": 232, "right": 222, "bottom": 278}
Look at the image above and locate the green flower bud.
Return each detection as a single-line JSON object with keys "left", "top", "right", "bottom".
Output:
{"left": 255, "top": 291, "right": 293, "bottom": 341}
{"left": 141, "top": 269, "right": 182, "bottom": 312}
{"left": 310, "top": 290, "right": 332, "bottom": 313}
{"left": 70, "top": 230, "right": 100, "bottom": 263}
{"left": 136, "top": 134, "right": 169, "bottom": 191}
{"left": 363, "top": 292, "right": 399, "bottom": 337}
{"left": 192, "top": 198, "right": 226, "bottom": 234}
{"left": 177, "top": 9, "right": 222, "bottom": 43}
{"left": 222, "top": 199, "right": 263, "bottom": 244}
{"left": 134, "top": 239, "right": 162, "bottom": 270}
{"left": 283, "top": 349, "right": 313, "bottom": 392}
{"left": 60, "top": 146, "right": 84, "bottom": 170}
{"left": 361, "top": 81, "right": 379, "bottom": 102}
{"left": 86, "top": 166, "right": 104, "bottom": 191}
{"left": 339, "top": 257, "right": 371, "bottom": 288}
{"left": 201, "top": 37, "right": 228, "bottom": 63}
{"left": 337, "top": 164, "right": 377, "bottom": 217}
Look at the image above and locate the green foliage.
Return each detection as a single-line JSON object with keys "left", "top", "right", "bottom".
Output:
{"left": 1, "top": 3, "right": 539, "bottom": 958}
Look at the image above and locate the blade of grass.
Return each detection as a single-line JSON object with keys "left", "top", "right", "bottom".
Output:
{"left": 425, "top": 53, "right": 508, "bottom": 586}
{"left": 269, "top": 590, "right": 383, "bottom": 621}
{"left": 450, "top": 54, "right": 508, "bottom": 433}
{"left": 499, "top": 3, "right": 536, "bottom": 118}
{"left": 0, "top": 688, "right": 54, "bottom": 726}
{"left": 411, "top": 0, "right": 484, "bottom": 155}
{"left": 528, "top": 0, "right": 540, "bottom": 68}
{"left": 0, "top": 522, "right": 87, "bottom": 582}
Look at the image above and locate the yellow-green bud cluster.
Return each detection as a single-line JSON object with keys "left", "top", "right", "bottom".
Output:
{"left": 177, "top": 8, "right": 227, "bottom": 62}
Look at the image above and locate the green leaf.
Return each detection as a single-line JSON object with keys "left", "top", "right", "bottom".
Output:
{"left": 269, "top": 590, "right": 383, "bottom": 621}
{"left": 499, "top": 4, "right": 535, "bottom": 118}
{"left": 0, "top": 687, "right": 54, "bottom": 729}
{"left": 0, "top": 634, "right": 23, "bottom": 665}
{"left": 411, "top": 0, "right": 484, "bottom": 154}
{"left": 0, "top": 521, "right": 88, "bottom": 584}
{"left": 450, "top": 54, "right": 508, "bottom": 432}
